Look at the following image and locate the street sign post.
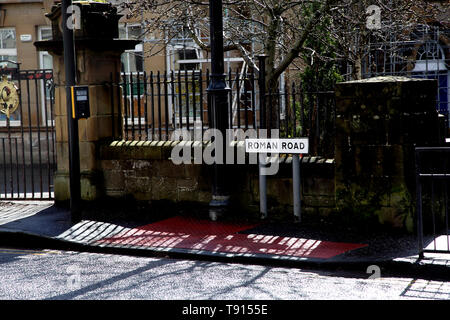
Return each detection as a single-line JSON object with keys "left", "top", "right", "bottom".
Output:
{"left": 245, "top": 138, "right": 309, "bottom": 221}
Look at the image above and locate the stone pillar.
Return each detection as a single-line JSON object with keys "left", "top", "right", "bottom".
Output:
{"left": 334, "top": 76, "right": 442, "bottom": 231}
{"left": 35, "top": 2, "right": 138, "bottom": 203}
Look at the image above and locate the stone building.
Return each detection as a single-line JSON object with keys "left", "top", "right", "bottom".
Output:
{"left": 0, "top": 0, "right": 53, "bottom": 124}
{"left": 0, "top": 0, "right": 52, "bottom": 70}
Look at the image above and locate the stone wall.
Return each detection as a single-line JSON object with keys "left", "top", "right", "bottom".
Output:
{"left": 60, "top": 76, "right": 442, "bottom": 231}
{"left": 97, "top": 141, "right": 336, "bottom": 217}
{"left": 334, "top": 76, "right": 443, "bottom": 232}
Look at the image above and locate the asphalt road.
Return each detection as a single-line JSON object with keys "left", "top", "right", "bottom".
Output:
{"left": 0, "top": 247, "right": 449, "bottom": 301}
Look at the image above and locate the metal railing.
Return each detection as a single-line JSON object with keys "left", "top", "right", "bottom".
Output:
{"left": 110, "top": 69, "right": 336, "bottom": 158}
{"left": 0, "top": 65, "right": 56, "bottom": 200}
{"left": 415, "top": 146, "right": 450, "bottom": 257}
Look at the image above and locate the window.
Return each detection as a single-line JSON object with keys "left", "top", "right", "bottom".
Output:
{"left": 419, "top": 43, "right": 442, "bottom": 60}
{"left": 167, "top": 25, "right": 203, "bottom": 72}
{"left": 167, "top": 25, "right": 205, "bottom": 125}
{"left": 176, "top": 48, "right": 200, "bottom": 71}
{"left": 119, "top": 24, "right": 144, "bottom": 73}
{"left": 412, "top": 41, "right": 449, "bottom": 118}
{"left": 38, "top": 26, "right": 54, "bottom": 126}
{"left": 0, "top": 28, "right": 17, "bottom": 68}
{"left": 119, "top": 24, "right": 144, "bottom": 95}
{"left": 119, "top": 24, "right": 145, "bottom": 126}
{"left": 38, "top": 27, "right": 53, "bottom": 69}
{"left": 173, "top": 71, "right": 203, "bottom": 122}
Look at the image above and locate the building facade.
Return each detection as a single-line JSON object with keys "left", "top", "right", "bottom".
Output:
{"left": 0, "top": 0, "right": 52, "bottom": 69}
{"left": 0, "top": 0, "right": 53, "bottom": 125}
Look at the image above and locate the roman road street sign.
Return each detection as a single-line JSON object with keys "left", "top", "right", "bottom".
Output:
{"left": 245, "top": 138, "right": 309, "bottom": 154}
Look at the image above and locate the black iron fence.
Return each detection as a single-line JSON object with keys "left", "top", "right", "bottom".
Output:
{"left": 415, "top": 146, "right": 450, "bottom": 257}
{"left": 0, "top": 65, "right": 56, "bottom": 200}
{"left": 110, "top": 69, "right": 336, "bottom": 158}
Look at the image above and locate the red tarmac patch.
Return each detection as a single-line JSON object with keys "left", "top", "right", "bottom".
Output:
{"left": 96, "top": 216, "right": 367, "bottom": 259}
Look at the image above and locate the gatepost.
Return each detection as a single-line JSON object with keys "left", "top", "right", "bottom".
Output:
{"left": 35, "top": 2, "right": 138, "bottom": 204}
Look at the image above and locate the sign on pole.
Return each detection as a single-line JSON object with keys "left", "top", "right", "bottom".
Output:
{"left": 245, "top": 138, "right": 308, "bottom": 222}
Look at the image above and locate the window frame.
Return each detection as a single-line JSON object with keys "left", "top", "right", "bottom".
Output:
{"left": 166, "top": 25, "right": 205, "bottom": 126}
{"left": 38, "top": 26, "right": 55, "bottom": 127}
{"left": 119, "top": 23, "right": 144, "bottom": 74}
{"left": 118, "top": 24, "right": 146, "bottom": 126}
{"left": 0, "top": 27, "right": 17, "bottom": 67}
{"left": 170, "top": 69, "right": 204, "bottom": 127}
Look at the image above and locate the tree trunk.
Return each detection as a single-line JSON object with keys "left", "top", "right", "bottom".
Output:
{"left": 264, "top": 11, "right": 281, "bottom": 133}
{"left": 265, "top": 72, "right": 280, "bottom": 134}
{"left": 353, "top": 55, "right": 363, "bottom": 80}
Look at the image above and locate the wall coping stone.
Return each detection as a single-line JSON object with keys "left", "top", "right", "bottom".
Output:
{"left": 100, "top": 140, "right": 335, "bottom": 166}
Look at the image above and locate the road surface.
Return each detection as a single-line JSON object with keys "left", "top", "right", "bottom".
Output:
{"left": 0, "top": 247, "right": 448, "bottom": 301}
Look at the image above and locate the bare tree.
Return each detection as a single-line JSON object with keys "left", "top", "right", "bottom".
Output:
{"left": 119, "top": 0, "right": 448, "bottom": 127}
{"left": 120, "top": 0, "right": 447, "bottom": 76}
{"left": 327, "top": 0, "right": 448, "bottom": 80}
{"left": 119, "top": 1, "right": 337, "bottom": 84}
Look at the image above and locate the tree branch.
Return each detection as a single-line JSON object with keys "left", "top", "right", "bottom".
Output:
{"left": 271, "top": 0, "right": 335, "bottom": 82}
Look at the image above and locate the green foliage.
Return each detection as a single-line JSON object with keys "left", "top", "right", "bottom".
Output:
{"left": 289, "top": 2, "right": 343, "bottom": 146}
{"left": 298, "top": 1, "right": 343, "bottom": 93}
{"left": 334, "top": 185, "right": 385, "bottom": 234}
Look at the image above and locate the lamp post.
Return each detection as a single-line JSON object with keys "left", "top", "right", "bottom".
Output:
{"left": 207, "top": 0, "right": 230, "bottom": 219}
{"left": 61, "top": 0, "right": 81, "bottom": 222}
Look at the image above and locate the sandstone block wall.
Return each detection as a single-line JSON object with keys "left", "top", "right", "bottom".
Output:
{"left": 335, "top": 76, "right": 443, "bottom": 231}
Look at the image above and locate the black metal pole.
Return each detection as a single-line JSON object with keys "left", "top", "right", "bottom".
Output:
{"left": 207, "top": 0, "right": 230, "bottom": 219}
{"left": 415, "top": 148, "right": 424, "bottom": 259}
{"left": 62, "top": 0, "right": 81, "bottom": 222}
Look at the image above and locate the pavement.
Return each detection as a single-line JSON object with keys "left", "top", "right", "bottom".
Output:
{"left": 0, "top": 200, "right": 449, "bottom": 281}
